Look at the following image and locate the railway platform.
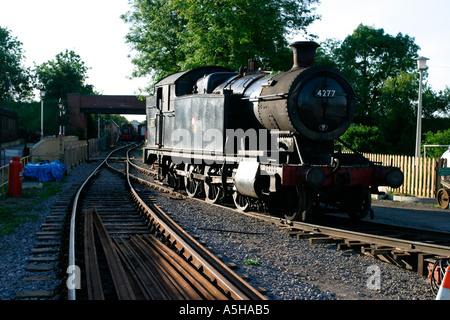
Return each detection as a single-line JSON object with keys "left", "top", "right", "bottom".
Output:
{"left": 368, "top": 198, "right": 450, "bottom": 234}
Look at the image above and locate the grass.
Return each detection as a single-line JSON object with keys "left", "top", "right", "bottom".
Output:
{"left": 0, "top": 180, "right": 63, "bottom": 236}
{"left": 244, "top": 257, "right": 259, "bottom": 265}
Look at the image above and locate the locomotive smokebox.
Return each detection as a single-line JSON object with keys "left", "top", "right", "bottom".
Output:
{"left": 289, "top": 41, "right": 320, "bottom": 69}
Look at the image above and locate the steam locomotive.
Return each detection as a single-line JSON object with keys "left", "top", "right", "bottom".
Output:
{"left": 142, "top": 41, "right": 403, "bottom": 221}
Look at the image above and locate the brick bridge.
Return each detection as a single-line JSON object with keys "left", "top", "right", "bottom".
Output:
{"left": 67, "top": 93, "right": 146, "bottom": 136}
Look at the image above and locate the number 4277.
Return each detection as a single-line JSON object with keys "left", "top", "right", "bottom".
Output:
{"left": 315, "top": 89, "right": 336, "bottom": 98}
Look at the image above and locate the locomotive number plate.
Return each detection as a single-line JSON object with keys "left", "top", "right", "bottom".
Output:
{"left": 314, "top": 89, "right": 336, "bottom": 98}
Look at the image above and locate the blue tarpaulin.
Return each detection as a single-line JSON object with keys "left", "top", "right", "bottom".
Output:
{"left": 24, "top": 160, "right": 67, "bottom": 182}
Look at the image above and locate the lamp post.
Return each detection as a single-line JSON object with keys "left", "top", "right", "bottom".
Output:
{"left": 40, "top": 86, "right": 46, "bottom": 140}
{"left": 414, "top": 56, "right": 429, "bottom": 158}
{"left": 58, "top": 98, "right": 64, "bottom": 137}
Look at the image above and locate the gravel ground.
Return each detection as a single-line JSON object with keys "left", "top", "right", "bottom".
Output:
{"left": 150, "top": 191, "right": 434, "bottom": 300}
{"left": 0, "top": 158, "right": 102, "bottom": 300}
{"left": 0, "top": 151, "right": 436, "bottom": 300}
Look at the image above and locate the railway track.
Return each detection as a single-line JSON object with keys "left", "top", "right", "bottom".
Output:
{"left": 249, "top": 213, "right": 450, "bottom": 275}
{"left": 127, "top": 151, "right": 450, "bottom": 290}
{"left": 67, "top": 144, "right": 266, "bottom": 300}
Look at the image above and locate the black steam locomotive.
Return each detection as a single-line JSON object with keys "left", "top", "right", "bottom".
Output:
{"left": 143, "top": 41, "right": 403, "bottom": 221}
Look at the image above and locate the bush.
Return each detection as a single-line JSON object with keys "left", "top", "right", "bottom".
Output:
{"left": 423, "top": 129, "right": 450, "bottom": 159}
{"left": 339, "top": 124, "right": 389, "bottom": 154}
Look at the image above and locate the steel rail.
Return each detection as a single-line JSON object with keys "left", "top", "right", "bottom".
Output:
{"left": 126, "top": 175, "right": 264, "bottom": 299}
{"left": 70, "top": 143, "right": 264, "bottom": 300}
{"left": 125, "top": 146, "right": 265, "bottom": 300}
{"left": 125, "top": 150, "right": 450, "bottom": 280}
{"left": 292, "top": 220, "right": 450, "bottom": 257}
{"left": 67, "top": 144, "right": 135, "bottom": 300}
{"left": 247, "top": 211, "right": 450, "bottom": 257}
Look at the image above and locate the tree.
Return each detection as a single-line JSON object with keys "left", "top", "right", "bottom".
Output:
{"left": 422, "top": 87, "right": 450, "bottom": 120}
{"left": 122, "top": 0, "right": 320, "bottom": 86}
{"left": 377, "top": 71, "right": 418, "bottom": 154}
{"left": 35, "top": 50, "right": 95, "bottom": 101}
{"left": 423, "top": 129, "right": 450, "bottom": 159}
{"left": 324, "top": 24, "right": 419, "bottom": 125}
{"left": 0, "top": 26, "right": 33, "bottom": 102}
{"left": 339, "top": 124, "right": 388, "bottom": 154}
{"left": 122, "top": 0, "right": 186, "bottom": 83}
{"left": 314, "top": 25, "right": 450, "bottom": 155}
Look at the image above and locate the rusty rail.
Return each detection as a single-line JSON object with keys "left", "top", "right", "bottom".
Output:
{"left": 84, "top": 209, "right": 136, "bottom": 299}
{"left": 69, "top": 143, "right": 265, "bottom": 300}
{"left": 68, "top": 144, "right": 133, "bottom": 300}
{"left": 125, "top": 146, "right": 265, "bottom": 300}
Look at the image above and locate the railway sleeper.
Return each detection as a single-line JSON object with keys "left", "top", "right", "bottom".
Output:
{"left": 336, "top": 240, "right": 370, "bottom": 251}
{"left": 361, "top": 246, "right": 422, "bottom": 271}
{"left": 15, "top": 290, "right": 55, "bottom": 299}
{"left": 309, "top": 237, "right": 345, "bottom": 245}
{"left": 84, "top": 209, "right": 137, "bottom": 300}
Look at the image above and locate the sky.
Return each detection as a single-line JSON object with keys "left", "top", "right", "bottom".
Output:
{"left": 1, "top": 0, "right": 449, "bottom": 122}
{"left": 302, "top": 0, "right": 450, "bottom": 93}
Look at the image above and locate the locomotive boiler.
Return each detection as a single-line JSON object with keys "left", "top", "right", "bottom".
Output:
{"left": 143, "top": 41, "right": 403, "bottom": 221}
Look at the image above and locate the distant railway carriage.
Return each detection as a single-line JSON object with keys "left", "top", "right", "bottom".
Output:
{"left": 0, "top": 107, "right": 19, "bottom": 144}
{"left": 119, "top": 123, "right": 138, "bottom": 141}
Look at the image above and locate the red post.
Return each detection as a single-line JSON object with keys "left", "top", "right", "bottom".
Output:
{"left": 8, "top": 156, "right": 22, "bottom": 197}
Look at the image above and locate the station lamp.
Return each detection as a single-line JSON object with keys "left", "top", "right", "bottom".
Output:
{"left": 414, "top": 56, "right": 429, "bottom": 158}
{"left": 40, "top": 86, "right": 46, "bottom": 139}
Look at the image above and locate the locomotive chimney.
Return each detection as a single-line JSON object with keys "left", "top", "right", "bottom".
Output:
{"left": 289, "top": 41, "right": 320, "bottom": 69}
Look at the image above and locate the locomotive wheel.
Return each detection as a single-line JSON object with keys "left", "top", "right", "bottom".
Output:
{"left": 345, "top": 186, "right": 371, "bottom": 220}
{"left": 204, "top": 166, "right": 223, "bottom": 204}
{"left": 167, "top": 170, "right": 181, "bottom": 190}
{"left": 184, "top": 165, "right": 203, "bottom": 198}
{"left": 437, "top": 188, "right": 450, "bottom": 209}
{"left": 165, "top": 163, "right": 181, "bottom": 190}
{"left": 283, "top": 187, "right": 312, "bottom": 222}
{"left": 233, "top": 191, "right": 250, "bottom": 212}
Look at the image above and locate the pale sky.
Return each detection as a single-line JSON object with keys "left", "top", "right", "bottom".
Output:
{"left": 1, "top": 0, "right": 449, "bottom": 121}
{"left": 302, "top": 0, "right": 449, "bottom": 93}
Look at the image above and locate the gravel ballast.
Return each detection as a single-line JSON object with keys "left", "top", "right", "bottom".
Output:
{"left": 150, "top": 191, "right": 434, "bottom": 300}
{"left": 0, "top": 153, "right": 435, "bottom": 300}
{"left": 0, "top": 159, "right": 101, "bottom": 300}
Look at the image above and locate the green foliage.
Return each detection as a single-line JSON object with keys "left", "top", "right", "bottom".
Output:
{"left": 0, "top": 26, "right": 33, "bottom": 102}
{"left": 423, "top": 129, "right": 450, "bottom": 159}
{"left": 1, "top": 49, "right": 97, "bottom": 136}
{"left": 377, "top": 71, "right": 418, "bottom": 154}
{"left": 422, "top": 87, "right": 450, "bottom": 119}
{"left": 244, "top": 256, "right": 259, "bottom": 265}
{"left": 320, "top": 24, "right": 450, "bottom": 155}
{"left": 35, "top": 49, "right": 96, "bottom": 101}
{"left": 339, "top": 124, "right": 388, "bottom": 154}
{"left": 4, "top": 99, "right": 61, "bottom": 135}
{"left": 122, "top": 0, "right": 320, "bottom": 86}
{"left": 334, "top": 24, "right": 419, "bottom": 125}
